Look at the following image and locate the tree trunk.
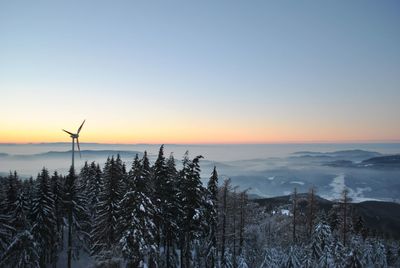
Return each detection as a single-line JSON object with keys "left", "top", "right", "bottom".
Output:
{"left": 239, "top": 192, "right": 245, "bottom": 256}
{"left": 292, "top": 188, "right": 297, "bottom": 244}
{"left": 67, "top": 212, "right": 72, "bottom": 268}
{"left": 342, "top": 189, "right": 349, "bottom": 247}
{"left": 221, "top": 183, "right": 228, "bottom": 267}
{"left": 232, "top": 191, "right": 237, "bottom": 268}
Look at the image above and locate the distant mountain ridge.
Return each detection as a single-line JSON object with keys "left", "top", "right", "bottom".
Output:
{"left": 292, "top": 149, "right": 382, "bottom": 161}
{"left": 324, "top": 154, "right": 400, "bottom": 169}
{"left": 0, "top": 150, "right": 142, "bottom": 160}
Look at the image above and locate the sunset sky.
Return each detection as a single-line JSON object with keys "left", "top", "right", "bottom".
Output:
{"left": 1, "top": 1, "right": 399, "bottom": 144}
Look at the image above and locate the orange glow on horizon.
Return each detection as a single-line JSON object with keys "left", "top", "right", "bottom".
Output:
{"left": 1, "top": 127, "right": 399, "bottom": 145}
{"left": 1, "top": 115, "right": 399, "bottom": 145}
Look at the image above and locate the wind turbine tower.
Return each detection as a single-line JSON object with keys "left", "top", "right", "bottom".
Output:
{"left": 62, "top": 120, "right": 85, "bottom": 170}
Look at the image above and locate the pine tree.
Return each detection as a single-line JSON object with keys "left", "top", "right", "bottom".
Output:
{"left": 115, "top": 154, "right": 127, "bottom": 190}
{"left": 259, "top": 248, "right": 281, "bottom": 268}
{"left": 0, "top": 213, "right": 14, "bottom": 253}
{"left": 331, "top": 240, "right": 345, "bottom": 267}
{"left": 237, "top": 253, "right": 249, "bottom": 268}
{"left": 64, "top": 166, "right": 90, "bottom": 268}
{"left": 238, "top": 190, "right": 247, "bottom": 262}
{"left": 164, "top": 152, "right": 180, "bottom": 267}
{"left": 91, "top": 156, "right": 123, "bottom": 259}
{"left": 373, "top": 240, "right": 388, "bottom": 268}
{"left": 340, "top": 188, "right": 351, "bottom": 247}
{"left": 306, "top": 187, "right": 318, "bottom": 238}
{"left": 231, "top": 188, "right": 238, "bottom": 268}
{"left": 291, "top": 188, "right": 298, "bottom": 244}
{"left": 283, "top": 246, "right": 300, "bottom": 268}
{"left": 219, "top": 179, "right": 232, "bottom": 268}
{"left": 31, "top": 168, "right": 57, "bottom": 266}
{"left": 317, "top": 245, "right": 334, "bottom": 268}
{"left": 83, "top": 161, "right": 102, "bottom": 221}
{"left": 0, "top": 230, "right": 39, "bottom": 268}
{"left": 51, "top": 171, "right": 64, "bottom": 244}
{"left": 309, "top": 222, "right": 333, "bottom": 264}
{"left": 23, "top": 177, "right": 35, "bottom": 225}
{"left": 11, "top": 192, "right": 30, "bottom": 233}
{"left": 119, "top": 153, "right": 157, "bottom": 267}
{"left": 178, "top": 153, "right": 205, "bottom": 268}
{"left": 362, "top": 241, "right": 374, "bottom": 267}
{"left": 345, "top": 249, "right": 363, "bottom": 268}
{"left": 79, "top": 161, "right": 90, "bottom": 192}
{"left": 152, "top": 145, "right": 168, "bottom": 252}
{"left": 205, "top": 166, "right": 218, "bottom": 268}
{"left": 327, "top": 206, "right": 340, "bottom": 233}
{"left": 5, "top": 171, "right": 19, "bottom": 214}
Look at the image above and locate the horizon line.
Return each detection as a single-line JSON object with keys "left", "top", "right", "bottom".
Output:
{"left": 1, "top": 140, "right": 400, "bottom": 146}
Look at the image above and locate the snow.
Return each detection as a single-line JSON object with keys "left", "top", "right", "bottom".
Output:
{"left": 281, "top": 209, "right": 290, "bottom": 216}
{"left": 140, "top": 204, "right": 145, "bottom": 212}
{"left": 193, "top": 209, "right": 200, "bottom": 220}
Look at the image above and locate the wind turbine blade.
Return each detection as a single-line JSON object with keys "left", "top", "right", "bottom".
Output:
{"left": 77, "top": 120, "right": 85, "bottom": 134}
{"left": 77, "top": 138, "right": 81, "bottom": 158}
{"left": 62, "top": 129, "right": 74, "bottom": 135}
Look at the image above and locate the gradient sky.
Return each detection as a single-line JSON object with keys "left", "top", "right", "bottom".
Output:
{"left": 1, "top": 0, "right": 399, "bottom": 144}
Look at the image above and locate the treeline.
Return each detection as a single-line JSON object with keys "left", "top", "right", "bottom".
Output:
{"left": 0, "top": 145, "right": 399, "bottom": 267}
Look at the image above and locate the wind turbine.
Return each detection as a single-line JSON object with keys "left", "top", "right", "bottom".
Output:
{"left": 62, "top": 120, "right": 85, "bottom": 170}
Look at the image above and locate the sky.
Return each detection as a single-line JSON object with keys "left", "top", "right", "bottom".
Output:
{"left": 0, "top": 0, "right": 399, "bottom": 144}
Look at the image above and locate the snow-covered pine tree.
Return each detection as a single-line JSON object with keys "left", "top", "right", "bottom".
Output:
{"left": 327, "top": 206, "right": 340, "bottom": 234}
{"left": 340, "top": 188, "right": 351, "bottom": 247}
{"left": 119, "top": 153, "right": 157, "bottom": 268}
{"left": 205, "top": 166, "right": 218, "bottom": 268}
{"left": 345, "top": 248, "right": 363, "bottom": 268}
{"left": 11, "top": 191, "right": 30, "bottom": 233}
{"left": 291, "top": 187, "right": 298, "bottom": 244}
{"left": 331, "top": 240, "right": 345, "bottom": 267}
{"left": 238, "top": 190, "right": 248, "bottom": 259}
{"left": 317, "top": 244, "right": 334, "bottom": 268}
{"left": 91, "top": 156, "right": 123, "bottom": 259}
{"left": 308, "top": 222, "right": 333, "bottom": 265}
{"left": 362, "top": 241, "right": 374, "bottom": 267}
{"left": 152, "top": 145, "right": 168, "bottom": 252}
{"left": 22, "top": 176, "right": 35, "bottom": 225}
{"left": 386, "top": 241, "right": 400, "bottom": 267}
{"left": 31, "top": 168, "right": 57, "bottom": 267}
{"left": 176, "top": 152, "right": 190, "bottom": 267}
{"left": 115, "top": 154, "right": 127, "bottom": 192}
{"left": 183, "top": 155, "right": 205, "bottom": 268}
{"left": 230, "top": 188, "right": 238, "bottom": 268}
{"left": 282, "top": 246, "right": 301, "bottom": 268}
{"left": 81, "top": 161, "right": 102, "bottom": 221}
{"left": 306, "top": 187, "right": 318, "bottom": 239}
{"left": 64, "top": 166, "right": 90, "bottom": 268}
{"left": 51, "top": 171, "right": 64, "bottom": 245}
{"left": 79, "top": 161, "right": 90, "bottom": 192}
{"left": 373, "top": 240, "right": 388, "bottom": 268}
{"left": 0, "top": 213, "right": 14, "bottom": 254}
{"left": 259, "top": 248, "right": 281, "bottom": 268}
{"left": 237, "top": 253, "right": 249, "bottom": 268}
{"left": 138, "top": 151, "right": 152, "bottom": 199}
{"left": 163, "top": 152, "right": 180, "bottom": 267}
{"left": 4, "top": 171, "right": 19, "bottom": 214}
{"left": 0, "top": 230, "right": 39, "bottom": 268}
{"left": 151, "top": 145, "right": 181, "bottom": 267}
{"left": 219, "top": 178, "right": 232, "bottom": 268}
